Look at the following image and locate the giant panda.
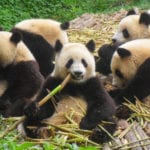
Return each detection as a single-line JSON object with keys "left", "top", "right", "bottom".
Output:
{"left": 11, "top": 19, "right": 69, "bottom": 77}
{"left": 23, "top": 40, "right": 117, "bottom": 143}
{"left": 0, "top": 31, "right": 44, "bottom": 117}
{"left": 112, "top": 9, "right": 150, "bottom": 45}
{"left": 110, "top": 39, "right": 150, "bottom": 118}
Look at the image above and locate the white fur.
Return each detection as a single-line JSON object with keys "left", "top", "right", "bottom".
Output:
{"left": 113, "top": 14, "right": 150, "bottom": 44}
{"left": 0, "top": 32, "right": 17, "bottom": 67}
{"left": 111, "top": 39, "right": 150, "bottom": 88}
{"left": 52, "top": 42, "right": 96, "bottom": 82}
{"left": 15, "top": 19, "right": 68, "bottom": 47}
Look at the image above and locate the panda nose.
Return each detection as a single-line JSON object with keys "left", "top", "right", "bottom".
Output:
{"left": 74, "top": 71, "right": 83, "bottom": 76}
{"left": 112, "top": 38, "right": 117, "bottom": 43}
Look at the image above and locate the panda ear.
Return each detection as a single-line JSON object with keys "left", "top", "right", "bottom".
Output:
{"left": 55, "top": 40, "right": 63, "bottom": 52}
{"left": 60, "top": 22, "right": 70, "bottom": 30}
{"left": 139, "top": 12, "right": 150, "bottom": 26}
{"left": 10, "top": 31, "right": 22, "bottom": 44}
{"left": 126, "top": 9, "right": 137, "bottom": 16}
{"left": 86, "top": 40, "right": 95, "bottom": 52}
{"left": 117, "top": 48, "right": 131, "bottom": 58}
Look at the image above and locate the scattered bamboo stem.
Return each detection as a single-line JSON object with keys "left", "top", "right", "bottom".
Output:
{"left": 0, "top": 116, "right": 25, "bottom": 138}
{"left": 112, "top": 137, "right": 150, "bottom": 150}
{"left": 58, "top": 131, "right": 99, "bottom": 146}
{"left": 38, "top": 74, "right": 71, "bottom": 107}
{"left": 118, "top": 122, "right": 135, "bottom": 139}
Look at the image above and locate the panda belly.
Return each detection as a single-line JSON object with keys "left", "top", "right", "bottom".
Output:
{"left": 42, "top": 96, "right": 87, "bottom": 126}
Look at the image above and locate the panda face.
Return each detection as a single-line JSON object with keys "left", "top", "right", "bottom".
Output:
{"left": 111, "top": 50, "right": 136, "bottom": 88}
{"left": 112, "top": 15, "right": 150, "bottom": 45}
{"left": 111, "top": 39, "right": 150, "bottom": 88}
{"left": 0, "top": 31, "right": 21, "bottom": 67}
{"left": 53, "top": 43, "right": 96, "bottom": 82}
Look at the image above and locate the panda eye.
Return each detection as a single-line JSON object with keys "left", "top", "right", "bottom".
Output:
{"left": 82, "top": 59, "right": 88, "bottom": 67}
{"left": 115, "top": 69, "right": 124, "bottom": 79}
{"left": 122, "top": 29, "right": 130, "bottom": 38}
{"left": 65, "top": 58, "right": 73, "bottom": 68}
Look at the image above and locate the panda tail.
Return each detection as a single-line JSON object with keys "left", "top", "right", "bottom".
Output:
{"left": 60, "top": 22, "right": 70, "bottom": 30}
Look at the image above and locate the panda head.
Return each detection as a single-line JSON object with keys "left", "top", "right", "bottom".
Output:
{"left": 14, "top": 19, "right": 69, "bottom": 47}
{"left": 52, "top": 40, "right": 96, "bottom": 83}
{"left": 111, "top": 39, "right": 150, "bottom": 88}
{"left": 0, "top": 31, "right": 21, "bottom": 67}
{"left": 112, "top": 9, "right": 150, "bottom": 45}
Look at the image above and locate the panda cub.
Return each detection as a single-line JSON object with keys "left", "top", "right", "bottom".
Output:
{"left": 11, "top": 19, "right": 69, "bottom": 77}
{"left": 23, "top": 40, "right": 117, "bottom": 143}
{"left": 110, "top": 39, "right": 150, "bottom": 119}
{"left": 0, "top": 31, "right": 44, "bottom": 117}
{"left": 112, "top": 9, "right": 150, "bottom": 45}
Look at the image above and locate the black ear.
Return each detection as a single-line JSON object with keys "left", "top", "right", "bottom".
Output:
{"left": 60, "top": 22, "right": 70, "bottom": 30}
{"left": 117, "top": 48, "right": 131, "bottom": 58}
{"left": 86, "top": 40, "right": 95, "bottom": 52}
{"left": 55, "top": 40, "right": 63, "bottom": 52}
{"left": 139, "top": 12, "right": 150, "bottom": 26}
{"left": 126, "top": 9, "right": 137, "bottom": 16}
{"left": 10, "top": 31, "right": 21, "bottom": 44}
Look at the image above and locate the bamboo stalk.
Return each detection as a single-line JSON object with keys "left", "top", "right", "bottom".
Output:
{"left": 112, "top": 137, "right": 150, "bottom": 150}
{"left": 38, "top": 74, "right": 71, "bottom": 107}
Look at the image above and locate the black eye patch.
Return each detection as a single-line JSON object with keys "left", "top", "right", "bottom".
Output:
{"left": 115, "top": 69, "right": 124, "bottom": 79}
{"left": 65, "top": 58, "right": 73, "bottom": 68}
{"left": 82, "top": 59, "right": 88, "bottom": 67}
{"left": 122, "top": 29, "right": 130, "bottom": 38}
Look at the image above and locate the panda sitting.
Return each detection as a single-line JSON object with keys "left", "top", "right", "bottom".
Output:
{"left": 23, "top": 40, "right": 117, "bottom": 143}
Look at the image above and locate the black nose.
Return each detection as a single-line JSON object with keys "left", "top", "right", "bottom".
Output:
{"left": 112, "top": 38, "right": 117, "bottom": 43}
{"left": 74, "top": 71, "right": 82, "bottom": 76}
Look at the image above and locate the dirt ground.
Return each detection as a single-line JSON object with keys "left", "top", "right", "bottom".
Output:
{"left": 68, "top": 9, "right": 127, "bottom": 52}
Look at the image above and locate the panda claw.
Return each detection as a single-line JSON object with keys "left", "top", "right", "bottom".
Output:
{"left": 24, "top": 102, "right": 39, "bottom": 118}
{"left": 79, "top": 117, "right": 97, "bottom": 130}
{"left": 89, "top": 126, "right": 111, "bottom": 144}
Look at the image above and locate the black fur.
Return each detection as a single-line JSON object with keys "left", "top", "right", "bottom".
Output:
{"left": 11, "top": 28, "right": 55, "bottom": 77}
{"left": 55, "top": 40, "right": 63, "bottom": 52}
{"left": 117, "top": 48, "right": 131, "bottom": 58}
{"left": 10, "top": 31, "right": 21, "bottom": 44}
{"left": 126, "top": 9, "right": 137, "bottom": 16}
{"left": 122, "top": 29, "right": 130, "bottom": 38}
{"left": 0, "top": 61, "right": 44, "bottom": 117}
{"left": 60, "top": 22, "right": 70, "bottom": 30}
{"left": 86, "top": 40, "right": 95, "bottom": 52}
{"left": 110, "top": 58, "right": 150, "bottom": 119}
{"left": 96, "top": 44, "right": 117, "bottom": 75}
{"left": 139, "top": 12, "right": 150, "bottom": 26}
{"left": 115, "top": 58, "right": 150, "bottom": 104}
{"left": 24, "top": 76, "right": 117, "bottom": 143}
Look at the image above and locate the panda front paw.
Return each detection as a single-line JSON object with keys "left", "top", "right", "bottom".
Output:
{"left": 79, "top": 117, "right": 97, "bottom": 130}
{"left": 89, "top": 126, "right": 111, "bottom": 144}
{"left": 0, "top": 98, "right": 11, "bottom": 110}
{"left": 116, "top": 105, "right": 132, "bottom": 119}
{"left": 24, "top": 102, "right": 39, "bottom": 118}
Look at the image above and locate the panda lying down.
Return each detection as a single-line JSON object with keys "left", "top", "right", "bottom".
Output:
{"left": 22, "top": 40, "right": 117, "bottom": 143}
